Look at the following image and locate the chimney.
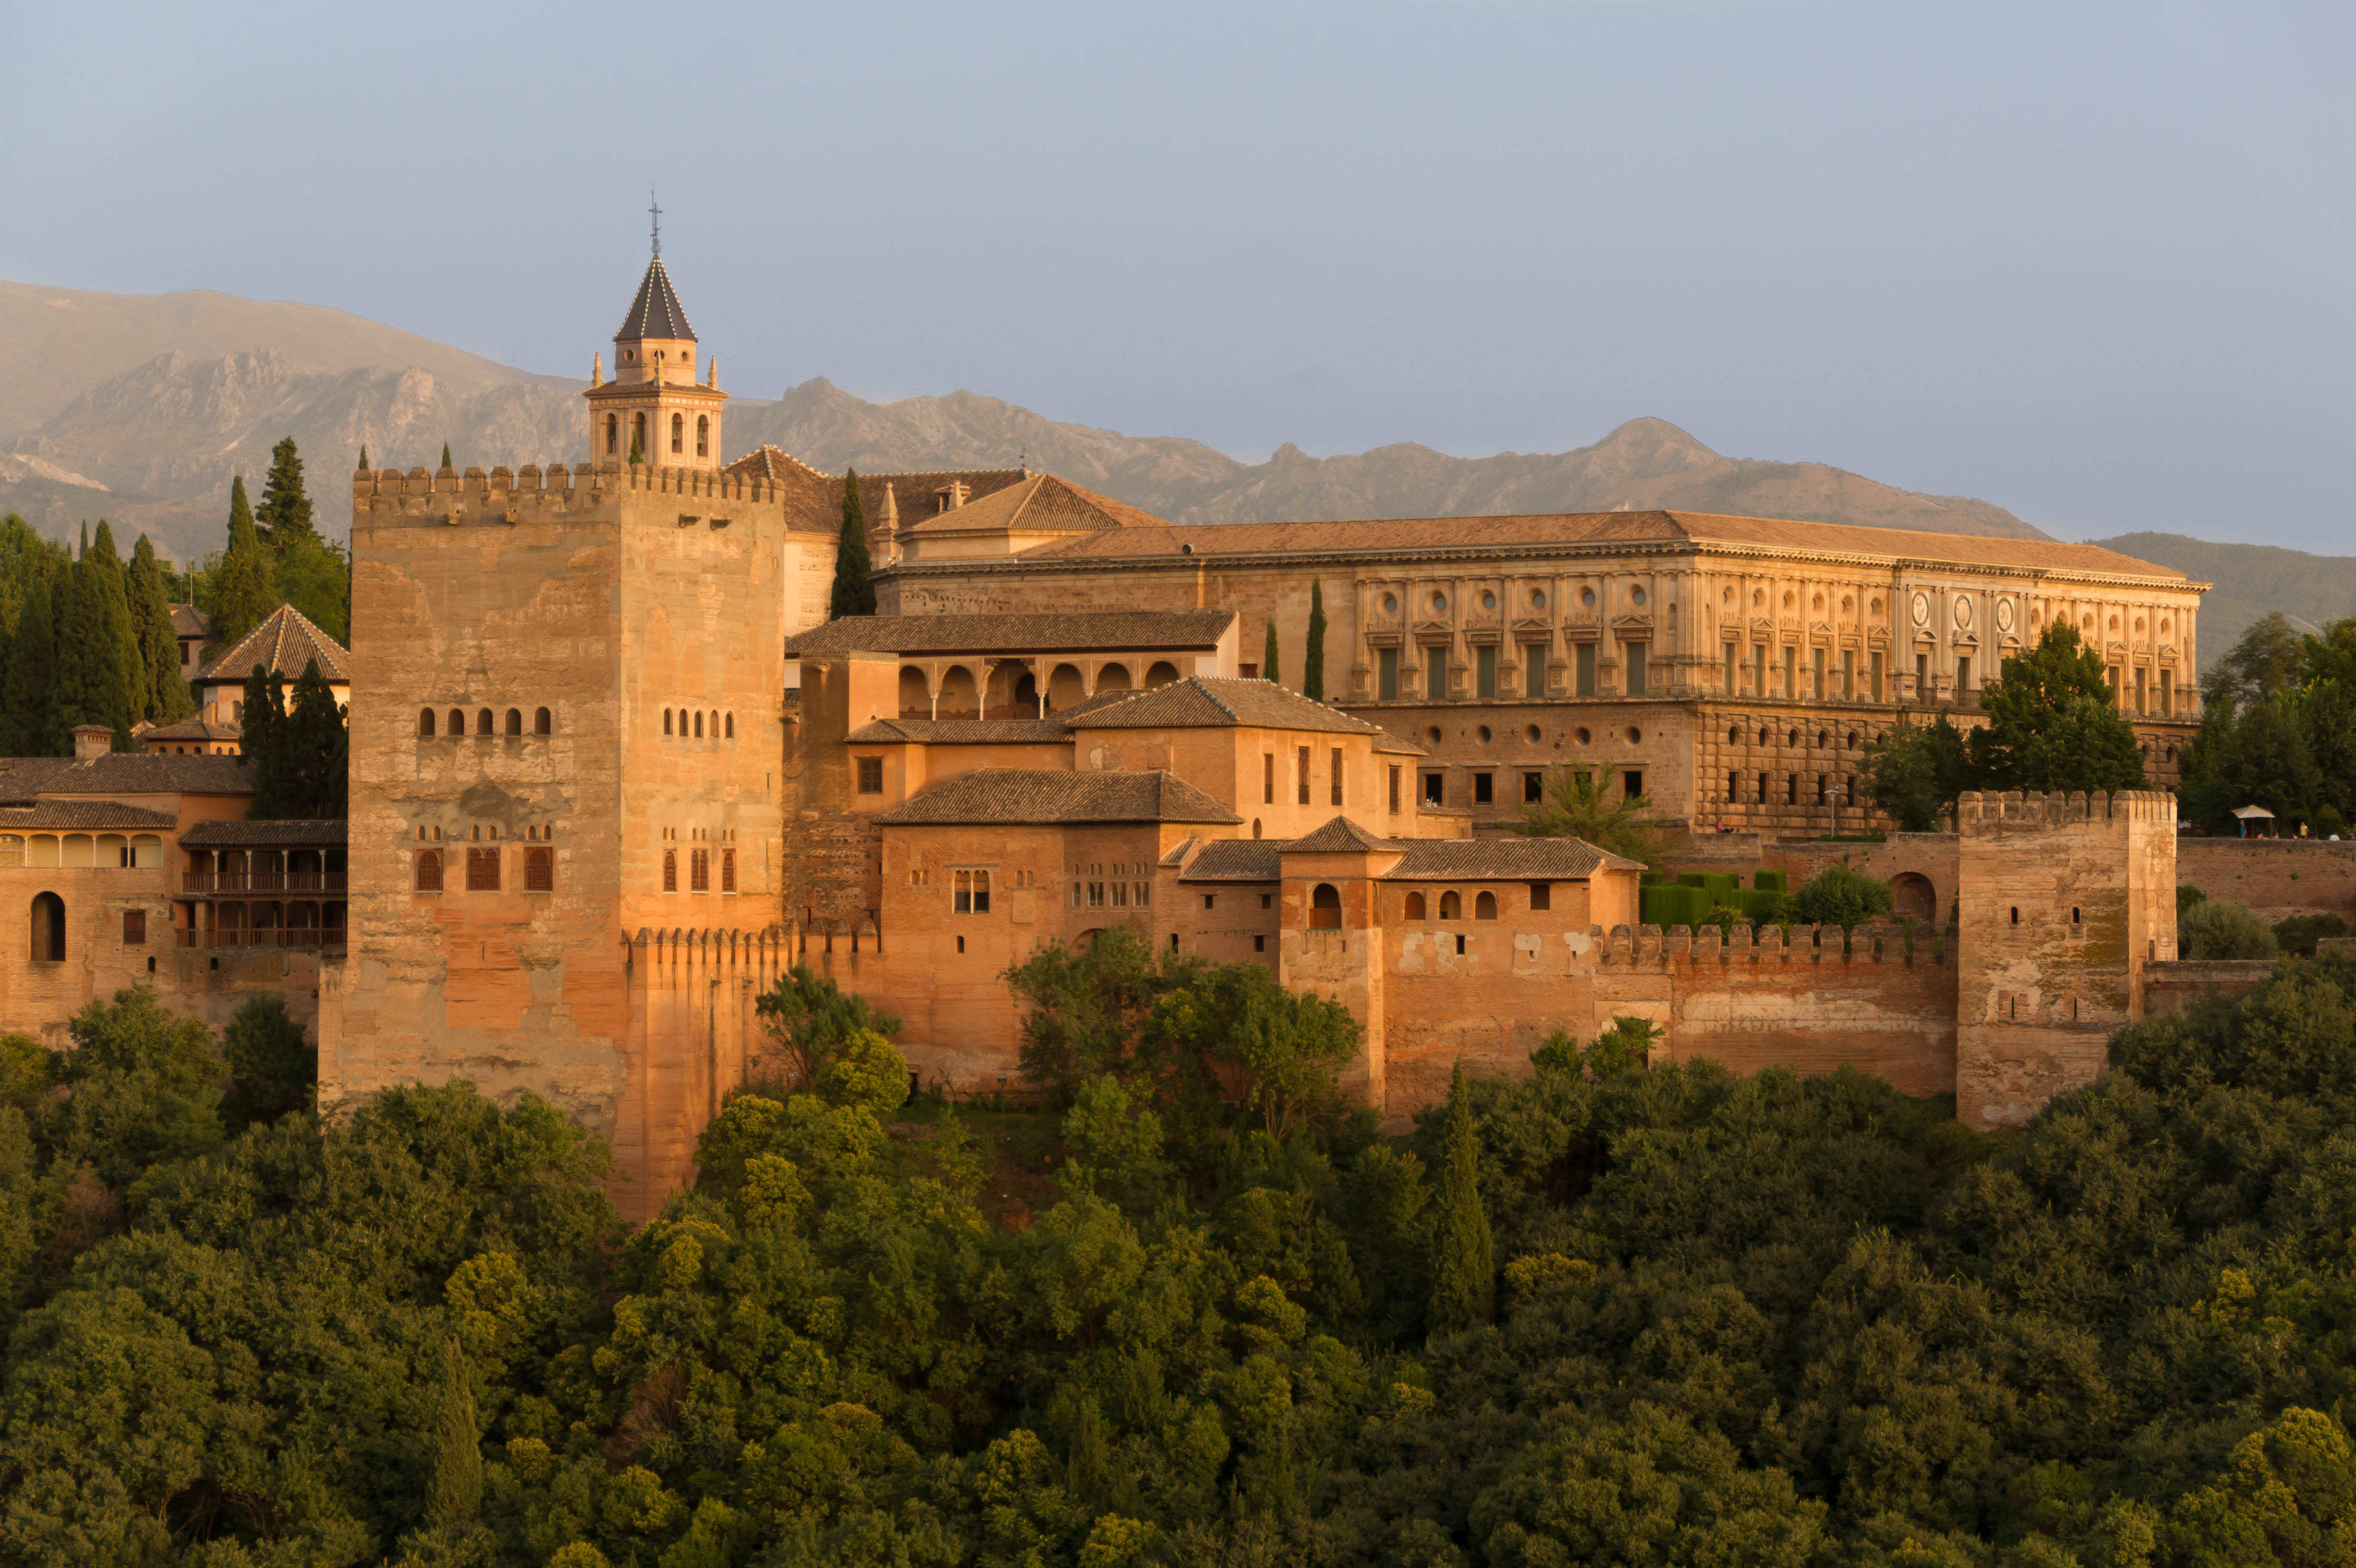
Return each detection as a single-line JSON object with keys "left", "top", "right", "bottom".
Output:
{"left": 71, "top": 724, "right": 112, "bottom": 759}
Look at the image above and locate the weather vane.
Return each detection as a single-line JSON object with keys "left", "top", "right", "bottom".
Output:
{"left": 648, "top": 189, "right": 662, "bottom": 259}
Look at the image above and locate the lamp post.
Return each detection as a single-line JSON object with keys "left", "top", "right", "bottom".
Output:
{"left": 1831, "top": 780, "right": 1847, "bottom": 841}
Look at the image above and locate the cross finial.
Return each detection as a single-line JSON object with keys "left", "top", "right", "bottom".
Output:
{"left": 648, "top": 189, "right": 662, "bottom": 259}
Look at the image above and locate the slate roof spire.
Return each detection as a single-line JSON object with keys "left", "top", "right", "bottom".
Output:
{"left": 616, "top": 253, "right": 697, "bottom": 344}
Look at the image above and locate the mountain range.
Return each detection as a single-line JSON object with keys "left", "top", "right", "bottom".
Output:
{"left": 3, "top": 278, "right": 2345, "bottom": 671}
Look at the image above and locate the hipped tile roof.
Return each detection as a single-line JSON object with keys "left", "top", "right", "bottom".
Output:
{"left": 875, "top": 768, "right": 1242, "bottom": 827}
{"left": 1383, "top": 836, "right": 1646, "bottom": 880}
{"left": 197, "top": 604, "right": 351, "bottom": 685}
{"left": 141, "top": 717, "right": 241, "bottom": 743}
{"left": 169, "top": 604, "right": 210, "bottom": 638}
{"left": 178, "top": 819, "right": 348, "bottom": 848}
{"left": 1064, "top": 676, "right": 1393, "bottom": 739}
{"left": 0, "top": 752, "right": 254, "bottom": 803}
{"left": 845, "top": 718, "right": 1073, "bottom": 745}
{"left": 1287, "top": 816, "right": 1396, "bottom": 853}
{"left": 616, "top": 257, "right": 696, "bottom": 342}
{"left": 786, "top": 609, "right": 1234, "bottom": 658}
{"left": 0, "top": 800, "right": 178, "bottom": 830}
{"left": 1178, "top": 840, "right": 1284, "bottom": 881}
{"left": 901, "top": 472, "right": 1170, "bottom": 537}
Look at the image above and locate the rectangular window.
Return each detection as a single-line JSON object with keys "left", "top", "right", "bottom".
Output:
{"left": 1758, "top": 770, "right": 1769, "bottom": 803}
{"left": 1729, "top": 769, "right": 1740, "bottom": 800}
{"left": 1529, "top": 882, "right": 1551, "bottom": 912}
{"left": 1263, "top": 753, "right": 1274, "bottom": 805}
{"left": 1841, "top": 648, "right": 1856, "bottom": 699}
{"left": 1388, "top": 765, "right": 1401, "bottom": 812}
{"left": 720, "top": 848, "right": 735, "bottom": 894}
{"left": 525, "top": 846, "right": 553, "bottom": 891}
{"left": 1787, "top": 773, "right": 1798, "bottom": 804}
{"left": 1254, "top": 935, "right": 1265, "bottom": 953}
{"left": 1521, "top": 641, "right": 1548, "bottom": 693}
{"left": 1524, "top": 770, "right": 1544, "bottom": 804}
{"left": 1240, "top": 662, "right": 1258, "bottom": 679}
{"left": 1723, "top": 643, "right": 1738, "bottom": 692}
{"left": 1576, "top": 642, "right": 1596, "bottom": 697}
{"left": 1782, "top": 645, "right": 1797, "bottom": 698}
{"left": 1421, "top": 772, "right": 1444, "bottom": 807}
{"left": 1296, "top": 745, "right": 1311, "bottom": 806}
{"left": 1753, "top": 643, "right": 1768, "bottom": 699}
{"left": 123, "top": 909, "right": 145, "bottom": 945}
{"left": 1812, "top": 646, "right": 1826, "bottom": 699}
{"left": 1916, "top": 652, "right": 1930, "bottom": 698}
{"left": 1330, "top": 748, "right": 1343, "bottom": 807}
{"left": 1202, "top": 893, "right": 1216, "bottom": 910}
{"left": 1426, "top": 645, "right": 1449, "bottom": 701}
{"left": 2159, "top": 669, "right": 2173, "bottom": 716}
{"left": 1475, "top": 644, "right": 1497, "bottom": 700}
{"left": 954, "top": 869, "right": 992, "bottom": 913}
{"left": 1473, "top": 772, "right": 1494, "bottom": 805}
{"left": 855, "top": 757, "right": 884, "bottom": 794}
{"left": 1377, "top": 646, "right": 1398, "bottom": 700}
{"left": 1958, "top": 655, "right": 1973, "bottom": 694}
{"left": 1624, "top": 769, "right": 1643, "bottom": 800}
{"left": 1072, "top": 881, "right": 1083, "bottom": 907}
{"left": 1870, "top": 650, "right": 1884, "bottom": 702}
{"left": 690, "top": 848, "right": 710, "bottom": 891}
{"left": 2135, "top": 666, "right": 2148, "bottom": 714}
{"left": 1625, "top": 641, "right": 1647, "bottom": 697}
{"left": 467, "top": 847, "right": 500, "bottom": 892}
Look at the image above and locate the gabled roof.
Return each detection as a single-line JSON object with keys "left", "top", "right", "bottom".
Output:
{"left": 197, "top": 604, "right": 351, "bottom": 686}
{"left": 1383, "top": 836, "right": 1645, "bottom": 880}
{"left": 0, "top": 752, "right": 255, "bottom": 803}
{"left": 1286, "top": 816, "right": 1396, "bottom": 853}
{"left": 616, "top": 257, "right": 696, "bottom": 342}
{"left": 169, "top": 604, "right": 210, "bottom": 638}
{"left": 1178, "top": 839, "right": 1284, "bottom": 882}
{"left": 1063, "top": 676, "right": 1383, "bottom": 738}
{"left": 875, "top": 768, "right": 1242, "bottom": 826}
{"left": 0, "top": 801, "right": 178, "bottom": 831}
{"left": 1016, "top": 508, "right": 2190, "bottom": 582}
{"left": 786, "top": 609, "right": 1234, "bottom": 659}
{"left": 179, "top": 819, "right": 348, "bottom": 848}
{"left": 846, "top": 718, "right": 1072, "bottom": 745}
{"left": 900, "top": 472, "right": 1169, "bottom": 537}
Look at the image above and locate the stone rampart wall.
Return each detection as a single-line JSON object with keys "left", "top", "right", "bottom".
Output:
{"left": 2176, "top": 838, "right": 2356, "bottom": 919}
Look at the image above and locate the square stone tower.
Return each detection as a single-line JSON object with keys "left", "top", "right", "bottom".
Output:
{"left": 1954, "top": 788, "right": 2177, "bottom": 1127}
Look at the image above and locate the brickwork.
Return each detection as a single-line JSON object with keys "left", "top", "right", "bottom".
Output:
{"left": 2176, "top": 838, "right": 2356, "bottom": 919}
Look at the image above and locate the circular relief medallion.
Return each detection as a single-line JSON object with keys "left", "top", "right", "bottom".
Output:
{"left": 1911, "top": 592, "right": 1930, "bottom": 627}
{"left": 1953, "top": 597, "right": 1973, "bottom": 629}
{"left": 1996, "top": 598, "right": 2015, "bottom": 633}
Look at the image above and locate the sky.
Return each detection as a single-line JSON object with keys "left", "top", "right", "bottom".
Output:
{"left": 4, "top": 2, "right": 2350, "bottom": 548}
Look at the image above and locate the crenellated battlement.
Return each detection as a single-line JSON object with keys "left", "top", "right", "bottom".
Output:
{"left": 1955, "top": 788, "right": 2176, "bottom": 833}
{"left": 352, "top": 461, "right": 786, "bottom": 520}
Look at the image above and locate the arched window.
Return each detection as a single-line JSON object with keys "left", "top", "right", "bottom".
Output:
{"left": 534, "top": 708, "right": 551, "bottom": 735}
{"left": 1475, "top": 891, "right": 1497, "bottom": 920}
{"left": 696, "top": 415, "right": 709, "bottom": 457}
{"left": 415, "top": 849, "right": 443, "bottom": 892}
{"left": 477, "top": 708, "right": 493, "bottom": 736}
{"left": 419, "top": 709, "right": 436, "bottom": 738}
{"left": 663, "top": 710, "right": 673, "bottom": 735}
{"left": 662, "top": 849, "right": 677, "bottom": 893}
{"left": 693, "top": 711, "right": 704, "bottom": 738}
{"left": 724, "top": 713, "right": 734, "bottom": 739}
{"left": 1729, "top": 725, "right": 1741, "bottom": 744}
{"left": 1404, "top": 891, "right": 1427, "bottom": 920}
{"left": 606, "top": 413, "right": 618, "bottom": 454}
{"left": 449, "top": 709, "right": 466, "bottom": 737}
{"left": 1439, "top": 891, "right": 1461, "bottom": 919}
{"left": 690, "top": 848, "right": 710, "bottom": 892}
{"left": 524, "top": 847, "right": 552, "bottom": 892}
{"left": 1759, "top": 728, "right": 1769, "bottom": 746}
{"left": 671, "top": 413, "right": 684, "bottom": 454}
{"left": 1310, "top": 883, "right": 1342, "bottom": 930}
{"left": 1788, "top": 729, "right": 1800, "bottom": 747}
{"left": 29, "top": 892, "right": 63, "bottom": 962}
{"left": 505, "top": 709, "right": 522, "bottom": 735}
{"left": 633, "top": 412, "right": 646, "bottom": 458}
{"left": 721, "top": 849, "right": 736, "bottom": 893}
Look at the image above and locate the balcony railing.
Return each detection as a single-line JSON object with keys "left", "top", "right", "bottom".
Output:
{"left": 182, "top": 872, "right": 348, "bottom": 894}
{"left": 175, "top": 928, "right": 347, "bottom": 950}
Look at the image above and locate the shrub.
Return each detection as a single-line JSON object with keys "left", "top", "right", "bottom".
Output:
{"left": 2177, "top": 885, "right": 2207, "bottom": 918}
{"left": 2273, "top": 912, "right": 2349, "bottom": 957}
{"left": 1790, "top": 864, "right": 1894, "bottom": 931}
{"left": 2179, "top": 898, "right": 2279, "bottom": 960}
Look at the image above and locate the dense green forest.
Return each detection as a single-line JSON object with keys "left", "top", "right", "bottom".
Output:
{"left": 9, "top": 940, "right": 2356, "bottom": 1566}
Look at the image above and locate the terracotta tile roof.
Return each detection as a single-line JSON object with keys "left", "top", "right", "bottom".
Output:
{"left": 845, "top": 718, "right": 1073, "bottom": 744}
{"left": 0, "top": 753, "right": 255, "bottom": 804}
{"left": 1064, "top": 677, "right": 1382, "bottom": 737}
{"left": 1373, "top": 732, "right": 1428, "bottom": 756}
{"left": 786, "top": 610, "right": 1234, "bottom": 657}
{"left": 1179, "top": 839, "right": 1284, "bottom": 881}
{"left": 719, "top": 445, "right": 843, "bottom": 535}
{"left": 197, "top": 604, "right": 351, "bottom": 685}
{"left": 875, "top": 768, "right": 1242, "bottom": 826}
{"left": 0, "top": 800, "right": 178, "bottom": 830}
{"left": 616, "top": 256, "right": 696, "bottom": 342}
{"left": 178, "top": 819, "right": 348, "bottom": 848}
{"left": 169, "top": 603, "right": 210, "bottom": 638}
{"left": 1382, "top": 836, "right": 1645, "bottom": 880}
{"left": 902, "top": 473, "right": 1170, "bottom": 537}
{"left": 857, "top": 469, "right": 1032, "bottom": 519}
{"left": 141, "top": 717, "right": 241, "bottom": 742}
{"left": 1287, "top": 816, "right": 1395, "bottom": 853}
{"left": 1019, "top": 508, "right": 2190, "bottom": 581}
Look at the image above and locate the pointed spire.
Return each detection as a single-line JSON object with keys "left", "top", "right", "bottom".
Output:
{"left": 880, "top": 481, "right": 898, "bottom": 528}
{"left": 615, "top": 256, "right": 696, "bottom": 343}
{"left": 592, "top": 352, "right": 602, "bottom": 388}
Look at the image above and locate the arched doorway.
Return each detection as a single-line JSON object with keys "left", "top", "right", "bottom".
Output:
{"left": 1310, "top": 883, "right": 1342, "bottom": 929}
{"left": 1890, "top": 873, "right": 1936, "bottom": 924}
{"left": 28, "top": 893, "right": 62, "bottom": 962}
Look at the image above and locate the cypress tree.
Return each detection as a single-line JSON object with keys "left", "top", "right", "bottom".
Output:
{"left": 829, "top": 469, "right": 875, "bottom": 620}
{"left": 210, "top": 477, "right": 280, "bottom": 651}
{"left": 242, "top": 664, "right": 288, "bottom": 816}
{"left": 356, "top": 445, "right": 370, "bottom": 472}
{"left": 255, "top": 437, "right": 319, "bottom": 553}
{"left": 1263, "top": 618, "right": 1280, "bottom": 686}
{"left": 1, "top": 568, "right": 54, "bottom": 755}
{"left": 439, "top": 441, "right": 453, "bottom": 472}
{"left": 128, "top": 535, "right": 194, "bottom": 724}
{"left": 426, "top": 1341, "right": 483, "bottom": 1528}
{"left": 283, "top": 659, "right": 347, "bottom": 818}
{"left": 1427, "top": 1060, "right": 1495, "bottom": 1334}
{"left": 1305, "top": 579, "right": 1327, "bottom": 702}
{"left": 627, "top": 430, "right": 644, "bottom": 466}
{"left": 51, "top": 521, "right": 143, "bottom": 750}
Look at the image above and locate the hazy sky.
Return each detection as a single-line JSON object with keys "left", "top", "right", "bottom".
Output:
{"left": 6, "top": 3, "right": 2349, "bottom": 547}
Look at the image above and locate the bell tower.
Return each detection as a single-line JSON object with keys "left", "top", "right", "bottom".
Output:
{"left": 585, "top": 201, "right": 727, "bottom": 471}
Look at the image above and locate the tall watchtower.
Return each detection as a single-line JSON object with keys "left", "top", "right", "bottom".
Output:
{"left": 585, "top": 222, "right": 726, "bottom": 471}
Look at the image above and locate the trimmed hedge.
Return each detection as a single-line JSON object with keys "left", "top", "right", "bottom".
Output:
{"left": 1638, "top": 883, "right": 1712, "bottom": 929}
{"left": 1752, "top": 868, "right": 1788, "bottom": 893}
